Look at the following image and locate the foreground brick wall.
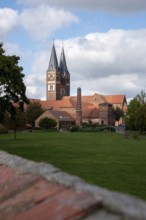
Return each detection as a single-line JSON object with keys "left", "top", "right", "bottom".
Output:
{"left": 0, "top": 151, "right": 146, "bottom": 220}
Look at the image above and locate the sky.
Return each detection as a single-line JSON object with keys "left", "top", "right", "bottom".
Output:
{"left": 0, "top": 0, "right": 146, "bottom": 101}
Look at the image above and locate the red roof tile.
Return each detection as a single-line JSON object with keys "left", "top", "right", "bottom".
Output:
{"left": 41, "top": 100, "right": 73, "bottom": 110}
{"left": 27, "top": 93, "right": 126, "bottom": 121}
{"left": 105, "top": 94, "right": 126, "bottom": 104}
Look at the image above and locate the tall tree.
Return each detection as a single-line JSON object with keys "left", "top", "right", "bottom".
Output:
{"left": 125, "top": 91, "right": 146, "bottom": 131}
{"left": 135, "top": 90, "right": 146, "bottom": 105}
{"left": 0, "top": 43, "right": 29, "bottom": 113}
{"left": 135, "top": 104, "right": 146, "bottom": 132}
{"left": 125, "top": 98, "right": 141, "bottom": 131}
{"left": 25, "top": 102, "right": 44, "bottom": 127}
{"left": 5, "top": 109, "right": 26, "bottom": 131}
{"left": 0, "top": 43, "right": 29, "bottom": 138}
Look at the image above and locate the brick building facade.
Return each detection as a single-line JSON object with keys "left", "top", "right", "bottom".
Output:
{"left": 34, "top": 44, "right": 127, "bottom": 127}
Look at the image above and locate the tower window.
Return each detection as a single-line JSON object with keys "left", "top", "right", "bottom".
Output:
{"left": 48, "top": 84, "right": 54, "bottom": 91}
{"left": 50, "top": 85, "right": 53, "bottom": 91}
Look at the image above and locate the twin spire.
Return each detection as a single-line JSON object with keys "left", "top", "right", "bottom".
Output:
{"left": 48, "top": 44, "right": 68, "bottom": 74}
{"left": 48, "top": 44, "right": 58, "bottom": 71}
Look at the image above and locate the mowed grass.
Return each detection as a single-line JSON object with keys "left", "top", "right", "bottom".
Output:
{"left": 0, "top": 131, "right": 146, "bottom": 201}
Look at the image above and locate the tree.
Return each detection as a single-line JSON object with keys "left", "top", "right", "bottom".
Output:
{"left": 5, "top": 108, "right": 26, "bottom": 131}
{"left": 135, "top": 90, "right": 146, "bottom": 105}
{"left": 0, "top": 43, "right": 29, "bottom": 110}
{"left": 0, "top": 43, "right": 29, "bottom": 139}
{"left": 39, "top": 117, "right": 57, "bottom": 129}
{"left": 113, "top": 106, "right": 124, "bottom": 125}
{"left": 135, "top": 104, "right": 146, "bottom": 132}
{"left": 125, "top": 91, "right": 146, "bottom": 132}
{"left": 25, "top": 102, "right": 44, "bottom": 127}
{"left": 125, "top": 98, "right": 141, "bottom": 131}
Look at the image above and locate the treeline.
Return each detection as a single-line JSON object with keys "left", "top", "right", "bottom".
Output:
{"left": 125, "top": 90, "right": 146, "bottom": 132}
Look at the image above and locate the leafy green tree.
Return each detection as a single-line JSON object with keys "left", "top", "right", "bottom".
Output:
{"left": 0, "top": 43, "right": 29, "bottom": 139}
{"left": 5, "top": 108, "right": 26, "bottom": 131}
{"left": 26, "top": 102, "right": 44, "bottom": 127}
{"left": 113, "top": 106, "right": 124, "bottom": 125}
{"left": 125, "top": 91, "right": 146, "bottom": 132}
{"left": 125, "top": 98, "right": 141, "bottom": 130}
{"left": 0, "top": 43, "right": 29, "bottom": 113}
{"left": 135, "top": 90, "right": 146, "bottom": 105}
{"left": 39, "top": 117, "right": 57, "bottom": 129}
{"left": 135, "top": 104, "right": 146, "bottom": 132}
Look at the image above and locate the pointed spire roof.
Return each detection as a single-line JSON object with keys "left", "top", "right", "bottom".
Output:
{"left": 48, "top": 44, "right": 58, "bottom": 71}
{"left": 59, "top": 47, "right": 69, "bottom": 74}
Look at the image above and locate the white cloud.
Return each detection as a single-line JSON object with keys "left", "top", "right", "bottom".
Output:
{"left": 71, "top": 73, "right": 145, "bottom": 100}
{"left": 17, "top": 0, "right": 146, "bottom": 13}
{"left": 24, "top": 29, "right": 146, "bottom": 100}
{"left": 0, "top": 8, "right": 19, "bottom": 39}
{"left": 20, "top": 5, "right": 79, "bottom": 40}
{"left": 25, "top": 49, "right": 50, "bottom": 99}
{"left": 65, "top": 29, "right": 146, "bottom": 79}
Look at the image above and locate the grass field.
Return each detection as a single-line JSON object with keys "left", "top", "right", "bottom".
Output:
{"left": 0, "top": 130, "right": 146, "bottom": 201}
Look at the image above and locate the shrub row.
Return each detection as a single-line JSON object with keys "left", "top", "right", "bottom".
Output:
{"left": 69, "top": 125, "right": 115, "bottom": 132}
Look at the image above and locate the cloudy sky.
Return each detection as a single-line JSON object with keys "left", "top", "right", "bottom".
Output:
{"left": 0, "top": 0, "right": 146, "bottom": 100}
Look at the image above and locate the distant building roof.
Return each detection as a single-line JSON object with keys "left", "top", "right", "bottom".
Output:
{"left": 27, "top": 93, "right": 127, "bottom": 121}
{"left": 105, "top": 94, "right": 127, "bottom": 104}
{"left": 47, "top": 110, "right": 74, "bottom": 122}
{"left": 41, "top": 99, "right": 73, "bottom": 110}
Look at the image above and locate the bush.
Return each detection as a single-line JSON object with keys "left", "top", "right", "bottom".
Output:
{"left": 79, "top": 127, "right": 93, "bottom": 132}
{"left": 79, "top": 125, "right": 116, "bottom": 132}
{"left": 39, "top": 117, "right": 57, "bottom": 129}
{"left": 82, "top": 122, "right": 90, "bottom": 128}
{"left": 70, "top": 125, "right": 79, "bottom": 132}
{"left": 0, "top": 124, "right": 8, "bottom": 134}
{"left": 107, "top": 126, "right": 116, "bottom": 132}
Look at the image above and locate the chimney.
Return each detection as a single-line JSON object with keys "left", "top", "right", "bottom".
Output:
{"left": 76, "top": 87, "right": 82, "bottom": 126}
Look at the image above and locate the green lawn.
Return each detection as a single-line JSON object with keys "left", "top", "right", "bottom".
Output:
{"left": 0, "top": 131, "right": 146, "bottom": 201}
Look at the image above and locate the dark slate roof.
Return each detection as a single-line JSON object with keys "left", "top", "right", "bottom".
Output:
{"left": 47, "top": 110, "right": 74, "bottom": 122}
{"left": 59, "top": 47, "right": 69, "bottom": 74}
{"left": 48, "top": 44, "right": 58, "bottom": 71}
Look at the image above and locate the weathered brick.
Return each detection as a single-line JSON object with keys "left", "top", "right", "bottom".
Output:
{"left": 0, "top": 166, "right": 39, "bottom": 203}
{"left": 0, "top": 180, "right": 65, "bottom": 219}
{"left": 0, "top": 165, "right": 17, "bottom": 185}
{"left": 1, "top": 151, "right": 146, "bottom": 220}
{"left": 9, "top": 188, "right": 100, "bottom": 220}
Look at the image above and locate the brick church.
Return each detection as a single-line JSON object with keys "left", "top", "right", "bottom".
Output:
{"left": 35, "top": 44, "right": 127, "bottom": 128}
{"left": 46, "top": 44, "right": 70, "bottom": 101}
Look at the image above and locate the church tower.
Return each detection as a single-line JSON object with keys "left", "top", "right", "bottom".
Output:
{"left": 46, "top": 44, "right": 70, "bottom": 100}
{"left": 59, "top": 47, "right": 70, "bottom": 99}
{"left": 46, "top": 44, "right": 60, "bottom": 100}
